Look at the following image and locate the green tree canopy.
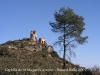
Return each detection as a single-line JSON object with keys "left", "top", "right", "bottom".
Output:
{"left": 50, "top": 7, "right": 88, "bottom": 69}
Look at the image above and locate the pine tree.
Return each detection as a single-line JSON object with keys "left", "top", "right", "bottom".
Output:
{"left": 50, "top": 7, "right": 88, "bottom": 69}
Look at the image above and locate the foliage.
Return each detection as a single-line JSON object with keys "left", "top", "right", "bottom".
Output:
{"left": 89, "top": 65, "right": 100, "bottom": 75}
{"left": 50, "top": 51, "right": 59, "bottom": 58}
{"left": 20, "top": 44, "right": 24, "bottom": 48}
{"left": 6, "top": 40, "right": 13, "bottom": 44}
{"left": 0, "top": 37, "right": 93, "bottom": 75}
{"left": 0, "top": 33, "right": 91, "bottom": 75}
{"left": 41, "top": 53, "right": 47, "bottom": 58}
{"left": 50, "top": 7, "right": 88, "bottom": 69}
{"left": 22, "top": 38, "right": 30, "bottom": 41}
{"left": 0, "top": 47, "right": 10, "bottom": 56}
{"left": 80, "top": 70, "right": 94, "bottom": 75}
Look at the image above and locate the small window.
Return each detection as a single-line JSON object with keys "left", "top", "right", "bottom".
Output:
{"left": 42, "top": 41, "right": 44, "bottom": 44}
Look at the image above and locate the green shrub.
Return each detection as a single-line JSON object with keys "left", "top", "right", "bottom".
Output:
{"left": 6, "top": 40, "right": 13, "bottom": 44}
{"left": 41, "top": 54, "right": 47, "bottom": 58}
{"left": 50, "top": 51, "right": 59, "bottom": 58}
{"left": 0, "top": 47, "right": 10, "bottom": 56}
{"left": 20, "top": 44, "right": 24, "bottom": 48}
{"left": 22, "top": 38, "right": 30, "bottom": 41}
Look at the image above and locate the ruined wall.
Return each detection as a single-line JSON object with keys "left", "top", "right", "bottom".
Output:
{"left": 30, "top": 30, "right": 37, "bottom": 41}
{"left": 30, "top": 30, "right": 53, "bottom": 53}
{"left": 39, "top": 38, "right": 46, "bottom": 44}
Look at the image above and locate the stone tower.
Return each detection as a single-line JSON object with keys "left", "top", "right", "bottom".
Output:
{"left": 30, "top": 30, "right": 37, "bottom": 41}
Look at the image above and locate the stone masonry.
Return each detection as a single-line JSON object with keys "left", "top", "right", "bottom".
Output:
{"left": 39, "top": 38, "right": 46, "bottom": 44}
{"left": 30, "top": 30, "right": 53, "bottom": 52}
{"left": 30, "top": 30, "right": 37, "bottom": 41}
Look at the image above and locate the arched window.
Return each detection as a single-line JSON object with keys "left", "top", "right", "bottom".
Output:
{"left": 42, "top": 41, "right": 44, "bottom": 44}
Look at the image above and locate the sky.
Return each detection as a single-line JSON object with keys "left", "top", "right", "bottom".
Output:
{"left": 0, "top": 0, "right": 100, "bottom": 68}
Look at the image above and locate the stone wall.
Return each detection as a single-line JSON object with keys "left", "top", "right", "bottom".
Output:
{"left": 30, "top": 30, "right": 53, "bottom": 52}
{"left": 30, "top": 30, "right": 37, "bottom": 41}
{"left": 39, "top": 38, "right": 46, "bottom": 44}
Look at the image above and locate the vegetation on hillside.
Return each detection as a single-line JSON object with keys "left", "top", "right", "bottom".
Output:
{"left": 0, "top": 38, "right": 95, "bottom": 75}
{"left": 1, "top": 6, "right": 99, "bottom": 75}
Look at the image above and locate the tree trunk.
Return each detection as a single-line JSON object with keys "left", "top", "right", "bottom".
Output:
{"left": 63, "top": 25, "right": 66, "bottom": 69}
{"left": 63, "top": 44, "right": 66, "bottom": 69}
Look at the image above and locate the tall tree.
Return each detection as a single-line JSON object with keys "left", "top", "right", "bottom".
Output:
{"left": 50, "top": 7, "right": 88, "bottom": 69}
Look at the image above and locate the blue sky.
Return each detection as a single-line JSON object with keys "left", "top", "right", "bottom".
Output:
{"left": 0, "top": 0, "right": 100, "bottom": 68}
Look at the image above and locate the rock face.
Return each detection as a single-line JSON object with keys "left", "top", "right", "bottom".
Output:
{"left": 47, "top": 45, "right": 54, "bottom": 52}
{"left": 8, "top": 45, "right": 17, "bottom": 50}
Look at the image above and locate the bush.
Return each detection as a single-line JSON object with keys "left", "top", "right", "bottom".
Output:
{"left": 20, "top": 44, "right": 24, "bottom": 48}
{"left": 50, "top": 51, "right": 59, "bottom": 58}
{"left": 22, "top": 38, "right": 30, "bottom": 41}
{"left": 0, "top": 47, "right": 10, "bottom": 56}
{"left": 41, "top": 54, "right": 47, "bottom": 58}
{"left": 80, "top": 69, "right": 93, "bottom": 75}
{"left": 90, "top": 65, "right": 100, "bottom": 75}
{"left": 6, "top": 40, "right": 13, "bottom": 44}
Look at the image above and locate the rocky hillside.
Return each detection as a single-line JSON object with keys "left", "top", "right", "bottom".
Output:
{"left": 0, "top": 38, "right": 53, "bottom": 53}
{"left": 0, "top": 38, "right": 93, "bottom": 75}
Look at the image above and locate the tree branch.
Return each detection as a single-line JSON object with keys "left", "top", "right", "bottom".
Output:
{"left": 66, "top": 39, "right": 76, "bottom": 47}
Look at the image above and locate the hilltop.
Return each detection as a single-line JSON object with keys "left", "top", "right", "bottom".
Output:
{"left": 0, "top": 30, "right": 93, "bottom": 75}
